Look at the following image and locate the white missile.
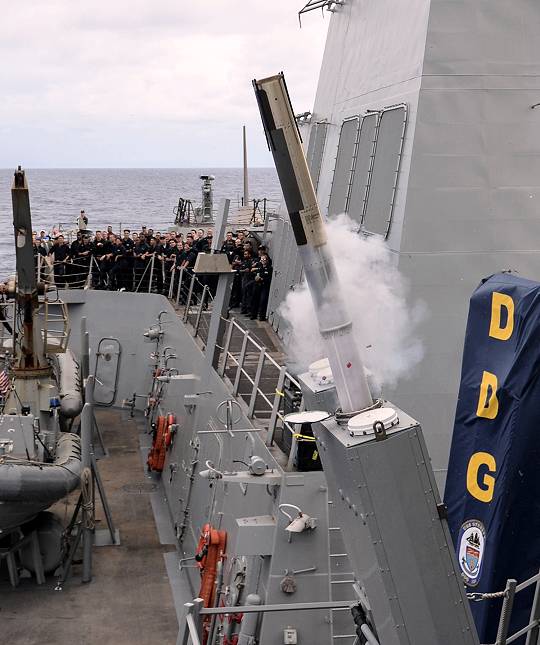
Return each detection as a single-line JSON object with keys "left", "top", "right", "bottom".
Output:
{"left": 253, "top": 74, "right": 372, "bottom": 414}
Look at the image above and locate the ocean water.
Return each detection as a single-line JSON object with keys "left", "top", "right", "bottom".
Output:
{"left": 0, "top": 167, "right": 282, "bottom": 277}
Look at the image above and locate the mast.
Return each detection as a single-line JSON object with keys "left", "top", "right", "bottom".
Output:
{"left": 242, "top": 125, "right": 249, "bottom": 207}
{"left": 11, "top": 166, "right": 47, "bottom": 372}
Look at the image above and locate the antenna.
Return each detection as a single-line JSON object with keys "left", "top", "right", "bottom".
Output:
{"left": 243, "top": 125, "right": 249, "bottom": 207}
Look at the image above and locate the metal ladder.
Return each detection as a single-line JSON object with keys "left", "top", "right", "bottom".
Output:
{"left": 328, "top": 501, "right": 359, "bottom": 642}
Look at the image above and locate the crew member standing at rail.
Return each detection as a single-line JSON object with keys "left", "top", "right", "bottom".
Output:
{"left": 91, "top": 231, "right": 106, "bottom": 288}
{"left": 229, "top": 239, "right": 244, "bottom": 308}
{"left": 179, "top": 240, "right": 198, "bottom": 297}
{"left": 97, "top": 233, "right": 116, "bottom": 289}
{"left": 78, "top": 209, "right": 88, "bottom": 231}
{"left": 239, "top": 249, "right": 254, "bottom": 314}
{"left": 122, "top": 230, "right": 134, "bottom": 291}
{"left": 155, "top": 237, "right": 167, "bottom": 294}
{"left": 109, "top": 237, "right": 127, "bottom": 290}
{"left": 163, "top": 239, "right": 180, "bottom": 296}
{"left": 33, "top": 234, "right": 46, "bottom": 280}
{"left": 250, "top": 254, "right": 272, "bottom": 321}
{"left": 72, "top": 235, "right": 92, "bottom": 288}
{"left": 133, "top": 235, "right": 150, "bottom": 291}
{"left": 49, "top": 235, "right": 70, "bottom": 288}
{"left": 69, "top": 231, "right": 88, "bottom": 287}
{"left": 221, "top": 232, "right": 236, "bottom": 262}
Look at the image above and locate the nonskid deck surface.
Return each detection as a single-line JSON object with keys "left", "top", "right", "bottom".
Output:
{"left": 0, "top": 409, "right": 178, "bottom": 645}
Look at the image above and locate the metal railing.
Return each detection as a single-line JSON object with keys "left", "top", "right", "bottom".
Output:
{"left": 40, "top": 300, "right": 70, "bottom": 354}
{"left": 466, "top": 570, "right": 540, "bottom": 645}
{"left": 172, "top": 270, "right": 214, "bottom": 343}
{"left": 0, "top": 291, "right": 69, "bottom": 359}
{"left": 167, "top": 274, "right": 306, "bottom": 468}
{"left": 217, "top": 317, "right": 303, "bottom": 464}
{"left": 176, "top": 567, "right": 540, "bottom": 645}
{"left": 37, "top": 239, "right": 303, "bottom": 465}
{"left": 37, "top": 255, "right": 92, "bottom": 290}
{"left": 178, "top": 598, "right": 359, "bottom": 645}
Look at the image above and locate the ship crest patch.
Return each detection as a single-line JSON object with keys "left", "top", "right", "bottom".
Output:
{"left": 458, "top": 519, "right": 486, "bottom": 586}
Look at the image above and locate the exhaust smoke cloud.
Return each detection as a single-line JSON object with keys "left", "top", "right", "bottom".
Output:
{"left": 279, "top": 214, "right": 426, "bottom": 395}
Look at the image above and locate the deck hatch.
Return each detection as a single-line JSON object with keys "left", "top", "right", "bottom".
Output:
{"left": 94, "top": 337, "right": 121, "bottom": 406}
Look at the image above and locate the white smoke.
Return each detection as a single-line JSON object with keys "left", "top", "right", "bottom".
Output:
{"left": 279, "top": 213, "right": 427, "bottom": 395}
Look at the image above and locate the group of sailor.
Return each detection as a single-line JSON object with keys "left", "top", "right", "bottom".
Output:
{"left": 221, "top": 231, "right": 273, "bottom": 320}
{"left": 29, "top": 220, "right": 273, "bottom": 321}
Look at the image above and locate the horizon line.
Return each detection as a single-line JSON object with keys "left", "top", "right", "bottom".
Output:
{"left": 0, "top": 166, "right": 276, "bottom": 171}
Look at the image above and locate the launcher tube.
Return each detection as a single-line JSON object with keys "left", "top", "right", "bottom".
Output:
{"left": 253, "top": 74, "right": 372, "bottom": 413}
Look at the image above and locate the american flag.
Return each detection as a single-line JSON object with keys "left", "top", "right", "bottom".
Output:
{"left": 0, "top": 369, "right": 10, "bottom": 397}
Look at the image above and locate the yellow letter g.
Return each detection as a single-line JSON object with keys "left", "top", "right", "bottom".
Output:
{"left": 467, "top": 452, "right": 496, "bottom": 503}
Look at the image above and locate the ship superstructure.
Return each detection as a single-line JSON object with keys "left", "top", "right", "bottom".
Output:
{"left": 266, "top": 0, "right": 540, "bottom": 492}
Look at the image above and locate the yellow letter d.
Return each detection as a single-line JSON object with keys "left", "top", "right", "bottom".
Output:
{"left": 476, "top": 371, "right": 499, "bottom": 419}
{"left": 489, "top": 292, "right": 514, "bottom": 341}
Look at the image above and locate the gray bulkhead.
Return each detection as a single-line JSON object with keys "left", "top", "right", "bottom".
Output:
{"left": 269, "top": 0, "right": 540, "bottom": 490}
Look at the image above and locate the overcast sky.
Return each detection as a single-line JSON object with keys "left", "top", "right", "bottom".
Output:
{"left": 0, "top": 1, "right": 328, "bottom": 168}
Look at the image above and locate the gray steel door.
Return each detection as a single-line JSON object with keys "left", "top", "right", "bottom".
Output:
{"left": 93, "top": 338, "right": 121, "bottom": 405}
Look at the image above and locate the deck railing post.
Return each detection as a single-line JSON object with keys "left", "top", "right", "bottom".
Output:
{"left": 526, "top": 572, "right": 540, "bottom": 645}
{"left": 233, "top": 331, "right": 250, "bottom": 396}
{"left": 184, "top": 274, "right": 196, "bottom": 322}
{"left": 168, "top": 267, "right": 175, "bottom": 299}
{"left": 177, "top": 603, "right": 195, "bottom": 645}
{"left": 286, "top": 430, "right": 298, "bottom": 471}
{"left": 86, "top": 257, "right": 93, "bottom": 289}
{"left": 496, "top": 579, "right": 517, "bottom": 645}
{"left": 135, "top": 257, "right": 152, "bottom": 293}
{"left": 266, "top": 366, "right": 286, "bottom": 446}
{"left": 176, "top": 267, "right": 184, "bottom": 306}
{"left": 219, "top": 317, "right": 235, "bottom": 377}
{"left": 194, "top": 286, "right": 208, "bottom": 337}
{"left": 248, "top": 347, "right": 266, "bottom": 417}
{"left": 148, "top": 255, "right": 155, "bottom": 294}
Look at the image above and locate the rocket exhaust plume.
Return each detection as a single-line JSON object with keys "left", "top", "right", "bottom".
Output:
{"left": 253, "top": 73, "right": 372, "bottom": 413}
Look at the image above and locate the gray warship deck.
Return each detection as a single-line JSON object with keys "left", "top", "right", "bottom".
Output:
{"left": 0, "top": 408, "right": 178, "bottom": 645}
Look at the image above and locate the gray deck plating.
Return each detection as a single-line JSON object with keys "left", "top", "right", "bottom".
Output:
{"left": 0, "top": 409, "right": 178, "bottom": 645}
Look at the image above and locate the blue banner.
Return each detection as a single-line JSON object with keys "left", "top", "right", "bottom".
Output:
{"left": 445, "top": 273, "right": 540, "bottom": 643}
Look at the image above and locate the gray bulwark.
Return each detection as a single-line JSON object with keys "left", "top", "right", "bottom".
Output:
{"left": 313, "top": 413, "right": 479, "bottom": 645}
{"left": 328, "top": 117, "right": 359, "bottom": 216}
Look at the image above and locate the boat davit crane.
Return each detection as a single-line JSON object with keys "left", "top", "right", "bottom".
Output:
{"left": 11, "top": 167, "right": 47, "bottom": 374}
{"left": 0, "top": 167, "right": 81, "bottom": 557}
